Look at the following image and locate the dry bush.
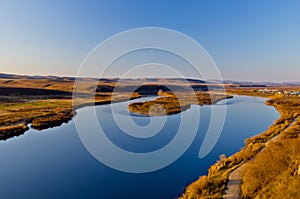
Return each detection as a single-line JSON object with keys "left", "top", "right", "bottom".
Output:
{"left": 180, "top": 93, "right": 300, "bottom": 199}
{"left": 242, "top": 138, "right": 300, "bottom": 198}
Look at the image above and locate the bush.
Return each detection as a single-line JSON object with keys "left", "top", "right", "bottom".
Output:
{"left": 242, "top": 138, "right": 300, "bottom": 198}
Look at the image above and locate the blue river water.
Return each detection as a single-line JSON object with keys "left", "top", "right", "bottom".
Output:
{"left": 0, "top": 95, "right": 279, "bottom": 199}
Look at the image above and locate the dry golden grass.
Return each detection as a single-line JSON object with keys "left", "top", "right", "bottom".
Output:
{"left": 0, "top": 123, "right": 28, "bottom": 133}
{"left": 0, "top": 78, "right": 75, "bottom": 92}
{"left": 179, "top": 90, "right": 300, "bottom": 199}
{"left": 241, "top": 97, "right": 300, "bottom": 199}
{"left": 0, "top": 75, "right": 145, "bottom": 133}
{"left": 128, "top": 91, "right": 232, "bottom": 116}
{"left": 0, "top": 123, "right": 29, "bottom": 140}
{"left": 0, "top": 93, "right": 139, "bottom": 134}
{"left": 242, "top": 138, "right": 300, "bottom": 199}
{"left": 0, "top": 81, "right": 140, "bottom": 140}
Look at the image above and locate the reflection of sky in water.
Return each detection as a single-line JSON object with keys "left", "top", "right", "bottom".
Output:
{"left": 0, "top": 95, "right": 279, "bottom": 199}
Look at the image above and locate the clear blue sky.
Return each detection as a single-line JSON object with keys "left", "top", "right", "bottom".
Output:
{"left": 0, "top": 0, "right": 299, "bottom": 81}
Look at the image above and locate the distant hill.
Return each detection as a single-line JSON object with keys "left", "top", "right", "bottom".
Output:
{"left": 0, "top": 73, "right": 299, "bottom": 86}
{"left": 0, "top": 73, "right": 77, "bottom": 81}
{"left": 208, "top": 79, "right": 300, "bottom": 86}
{"left": 0, "top": 73, "right": 205, "bottom": 84}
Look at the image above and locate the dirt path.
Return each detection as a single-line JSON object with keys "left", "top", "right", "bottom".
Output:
{"left": 223, "top": 163, "right": 248, "bottom": 199}
{"left": 222, "top": 116, "right": 299, "bottom": 199}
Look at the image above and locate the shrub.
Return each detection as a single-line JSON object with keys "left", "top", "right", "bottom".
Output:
{"left": 242, "top": 138, "right": 300, "bottom": 198}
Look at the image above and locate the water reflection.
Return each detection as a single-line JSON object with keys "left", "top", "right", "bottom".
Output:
{"left": 0, "top": 95, "right": 279, "bottom": 199}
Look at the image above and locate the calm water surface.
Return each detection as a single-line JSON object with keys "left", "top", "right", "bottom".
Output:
{"left": 0, "top": 95, "right": 279, "bottom": 199}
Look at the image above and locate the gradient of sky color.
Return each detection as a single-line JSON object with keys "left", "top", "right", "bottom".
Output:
{"left": 0, "top": 0, "right": 299, "bottom": 81}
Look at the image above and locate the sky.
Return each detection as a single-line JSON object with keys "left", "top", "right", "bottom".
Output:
{"left": 0, "top": 0, "right": 299, "bottom": 82}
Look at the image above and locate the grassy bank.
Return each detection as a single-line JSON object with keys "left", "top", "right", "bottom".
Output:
{"left": 128, "top": 92, "right": 232, "bottom": 116}
{"left": 179, "top": 93, "right": 300, "bottom": 199}
{"left": 0, "top": 92, "right": 140, "bottom": 140}
{"left": 0, "top": 76, "right": 217, "bottom": 139}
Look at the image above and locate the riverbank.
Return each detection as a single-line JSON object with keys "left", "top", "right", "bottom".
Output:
{"left": 128, "top": 91, "right": 233, "bottom": 116}
{"left": 0, "top": 92, "right": 141, "bottom": 140}
{"left": 223, "top": 115, "right": 299, "bottom": 199}
{"left": 179, "top": 90, "right": 300, "bottom": 199}
{"left": 0, "top": 75, "right": 214, "bottom": 140}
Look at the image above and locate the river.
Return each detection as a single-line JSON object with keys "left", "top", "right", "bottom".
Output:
{"left": 0, "top": 95, "right": 279, "bottom": 199}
